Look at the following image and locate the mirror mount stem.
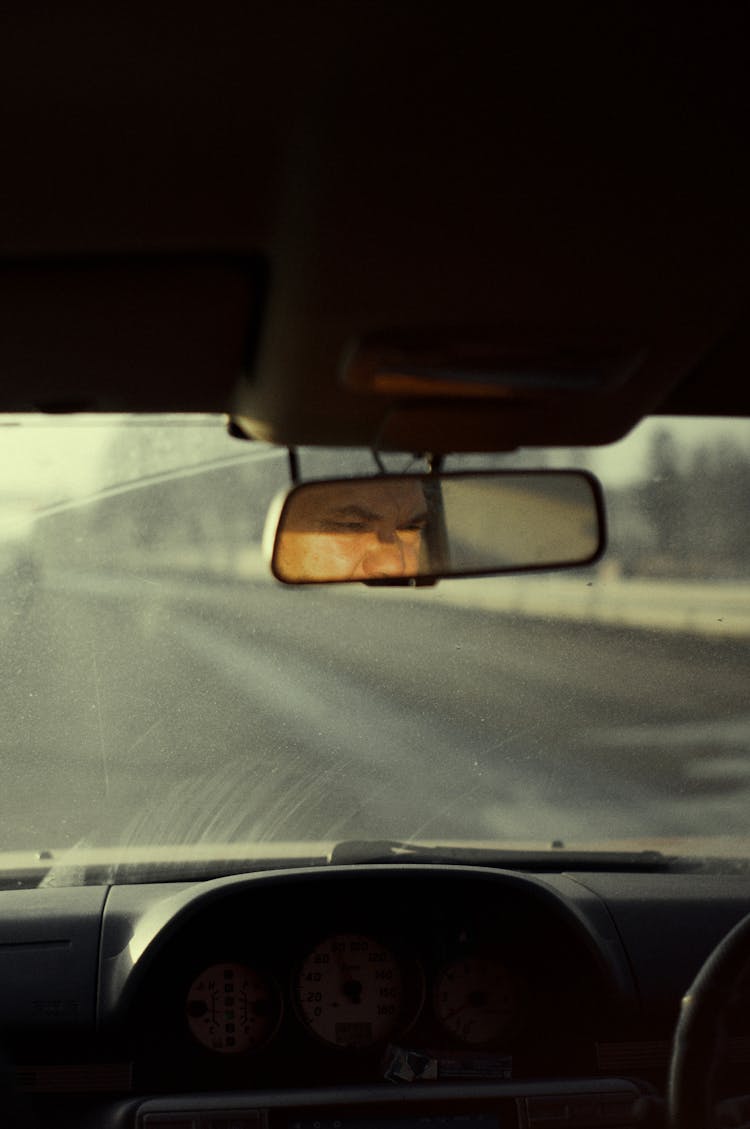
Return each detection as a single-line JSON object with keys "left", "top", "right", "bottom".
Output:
{"left": 371, "top": 450, "right": 387, "bottom": 475}
{"left": 369, "top": 451, "right": 446, "bottom": 475}
{"left": 287, "top": 447, "right": 300, "bottom": 485}
{"left": 288, "top": 447, "right": 444, "bottom": 487}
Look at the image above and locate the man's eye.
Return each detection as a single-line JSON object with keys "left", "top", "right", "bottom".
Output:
{"left": 400, "top": 522, "right": 427, "bottom": 533}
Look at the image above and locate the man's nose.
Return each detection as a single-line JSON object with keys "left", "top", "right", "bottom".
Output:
{"left": 361, "top": 533, "right": 408, "bottom": 578}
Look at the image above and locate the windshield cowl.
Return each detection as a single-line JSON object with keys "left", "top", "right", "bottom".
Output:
{"left": 3, "top": 838, "right": 750, "bottom": 890}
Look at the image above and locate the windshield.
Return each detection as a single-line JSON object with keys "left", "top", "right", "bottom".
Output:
{"left": 1, "top": 414, "right": 748, "bottom": 873}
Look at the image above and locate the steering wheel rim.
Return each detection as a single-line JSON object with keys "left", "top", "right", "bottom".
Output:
{"left": 669, "top": 911, "right": 750, "bottom": 1129}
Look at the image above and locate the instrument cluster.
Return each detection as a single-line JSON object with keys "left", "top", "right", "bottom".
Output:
{"left": 184, "top": 929, "right": 518, "bottom": 1056}
{"left": 127, "top": 870, "right": 609, "bottom": 1088}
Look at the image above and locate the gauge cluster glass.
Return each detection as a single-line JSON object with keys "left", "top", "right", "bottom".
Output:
{"left": 181, "top": 932, "right": 526, "bottom": 1058}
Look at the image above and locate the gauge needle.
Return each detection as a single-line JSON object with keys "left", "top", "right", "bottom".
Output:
{"left": 342, "top": 978, "right": 363, "bottom": 1004}
{"left": 442, "top": 1001, "right": 470, "bottom": 1021}
{"left": 443, "top": 989, "right": 494, "bottom": 1021}
{"left": 335, "top": 951, "right": 363, "bottom": 1003}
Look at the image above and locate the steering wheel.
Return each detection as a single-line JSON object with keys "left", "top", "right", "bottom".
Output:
{"left": 669, "top": 911, "right": 750, "bottom": 1129}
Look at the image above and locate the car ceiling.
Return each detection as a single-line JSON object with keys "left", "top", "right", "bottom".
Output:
{"left": 0, "top": 2, "right": 748, "bottom": 452}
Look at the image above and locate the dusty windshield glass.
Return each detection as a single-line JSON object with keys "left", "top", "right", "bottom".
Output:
{"left": 1, "top": 414, "right": 748, "bottom": 867}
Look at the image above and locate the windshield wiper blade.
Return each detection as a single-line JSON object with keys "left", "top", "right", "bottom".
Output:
{"left": 328, "top": 839, "right": 674, "bottom": 872}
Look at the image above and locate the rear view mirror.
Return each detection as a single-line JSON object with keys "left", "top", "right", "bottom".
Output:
{"left": 264, "top": 470, "right": 605, "bottom": 585}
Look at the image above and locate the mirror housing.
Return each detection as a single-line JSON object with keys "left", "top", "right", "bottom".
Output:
{"left": 264, "top": 470, "right": 606, "bottom": 585}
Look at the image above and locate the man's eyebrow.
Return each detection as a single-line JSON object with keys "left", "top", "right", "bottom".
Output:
{"left": 321, "top": 505, "right": 429, "bottom": 525}
{"left": 324, "top": 505, "right": 383, "bottom": 522}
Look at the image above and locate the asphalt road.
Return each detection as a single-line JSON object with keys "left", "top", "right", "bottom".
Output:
{"left": 1, "top": 566, "right": 749, "bottom": 855}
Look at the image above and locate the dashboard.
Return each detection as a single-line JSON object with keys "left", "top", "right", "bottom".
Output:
{"left": 2, "top": 864, "right": 750, "bottom": 1128}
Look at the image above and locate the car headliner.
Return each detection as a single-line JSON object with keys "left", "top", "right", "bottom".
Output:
{"left": 0, "top": 3, "right": 747, "bottom": 451}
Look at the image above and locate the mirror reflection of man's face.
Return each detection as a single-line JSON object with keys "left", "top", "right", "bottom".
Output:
{"left": 276, "top": 478, "right": 429, "bottom": 581}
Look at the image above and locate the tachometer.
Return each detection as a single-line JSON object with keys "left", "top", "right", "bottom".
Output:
{"left": 294, "top": 933, "right": 407, "bottom": 1048}
{"left": 185, "top": 962, "right": 280, "bottom": 1053}
{"left": 434, "top": 955, "right": 515, "bottom": 1045}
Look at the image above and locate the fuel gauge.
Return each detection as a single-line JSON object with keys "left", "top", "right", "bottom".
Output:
{"left": 185, "top": 962, "right": 280, "bottom": 1053}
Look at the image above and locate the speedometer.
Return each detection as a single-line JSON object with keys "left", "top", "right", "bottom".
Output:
{"left": 294, "top": 933, "right": 408, "bottom": 1048}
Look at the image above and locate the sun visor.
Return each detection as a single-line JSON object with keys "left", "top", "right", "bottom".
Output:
{"left": 341, "top": 331, "right": 644, "bottom": 401}
{"left": 232, "top": 311, "right": 735, "bottom": 453}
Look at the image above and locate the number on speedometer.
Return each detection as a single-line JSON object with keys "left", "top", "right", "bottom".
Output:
{"left": 294, "top": 933, "right": 406, "bottom": 1048}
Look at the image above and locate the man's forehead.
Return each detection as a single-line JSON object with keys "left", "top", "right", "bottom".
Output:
{"left": 295, "top": 478, "right": 427, "bottom": 522}
{"left": 323, "top": 479, "right": 426, "bottom": 510}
